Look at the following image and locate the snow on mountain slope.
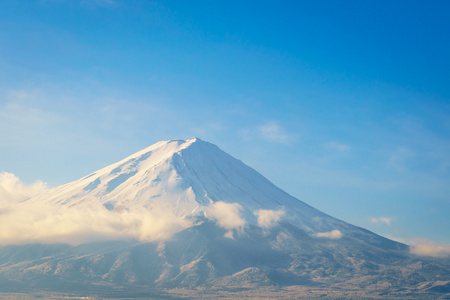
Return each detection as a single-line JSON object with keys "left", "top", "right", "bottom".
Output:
{"left": 26, "top": 139, "right": 339, "bottom": 231}
{"left": 28, "top": 139, "right": 200, "bottom": 214}
{"left": 2, "top": 138, "right": 400, "bottom": 248}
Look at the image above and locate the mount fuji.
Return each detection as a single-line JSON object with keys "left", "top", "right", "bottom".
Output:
{"left": 0, "top": 138, "right": 449, "bottom": 298}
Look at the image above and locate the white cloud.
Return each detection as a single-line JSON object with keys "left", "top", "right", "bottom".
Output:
{"left": 316, "top": 229, "right": 342, "bottom": 239}
{"left": 0, "top": 202, "right": 191, "bottom": 245}
{"left": 254, "top": 209, "right": 284, "bottom": 228}
{"left": 0, "top": 172, "right": 193, "bottom": 245}
{"left": 388, "top": 237, "right": 450, "bottom": 258}
{"left": 224, "top": 230, "right": 235, "bottom": 239}
{"left": 206, "top": 202, "right": 246, "bottom": 231}
{"left": 325, "top": 142, "right": 350, "bottom": 152}
{"left": 410, "top": 240, "right": 450, "bottom": 258}
{"left": 0, "top": 172, "right": 47, "bottom": 207}
{"left": 370, "top": 217, "right": 391, "bottom": 226}
{"left": 258, "top": 121, "right": 290, "bottom": 144}
{"left": 0, "top": 178, "right": 246, "bottom": 244}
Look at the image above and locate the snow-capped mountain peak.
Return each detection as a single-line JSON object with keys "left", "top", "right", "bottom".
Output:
{"left": 27, "top": 138, "right": 301, "bottom": 220}
{"left": 24, "top": 138, "right": 401, "bottom": 247}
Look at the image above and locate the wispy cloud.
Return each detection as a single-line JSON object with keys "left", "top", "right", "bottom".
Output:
{"left": 371, "top": 217, "right": 391, "bottom": 226}
{"left": 0, "top": 90, "right": 64, "bottom": 136}
{"left": 316, "top": 229, "right": 342, "bottom": 239}
{"left": 0, "top": 172, "right": 47, "bottom": 207}
{"left": 258, "top": 121, "right": 291, "bottom": 144}
{"left": 409, "top": 239, "right": 450, "bottom": 258}
{"left": 0, "top": 88, "right": 234, "bottom": 160}
{"left": 325, "top": 142, "right": 350, "bottom": 152}
{"left": 388, "top": 236, "right": 450, "bottom": 258}
{"left": 254, "top": 209, "right": 284, "bottom": 228}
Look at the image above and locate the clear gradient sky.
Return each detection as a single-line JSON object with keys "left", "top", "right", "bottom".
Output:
{"left": 1, "top": 1, "right": 449, "bottom": 246}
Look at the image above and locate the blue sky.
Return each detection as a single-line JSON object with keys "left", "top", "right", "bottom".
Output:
{"left": 0, "top": 1, "right": 449, "bottom": 245}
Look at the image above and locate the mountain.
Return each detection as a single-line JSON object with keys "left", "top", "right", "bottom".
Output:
{"left": 0, "top": 138, "right": 449, "bottom": 299}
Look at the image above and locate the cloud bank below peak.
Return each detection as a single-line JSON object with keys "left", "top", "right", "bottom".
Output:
{"left": 409, "top": 239, "right": 450, "bottom": 258}
{"left": 0, "top": 172, "right": 48, "bottom": 206}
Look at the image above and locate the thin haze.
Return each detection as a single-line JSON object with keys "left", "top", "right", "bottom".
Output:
{"left": 0, "top": 0, "right": 449, "bottom": 252}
